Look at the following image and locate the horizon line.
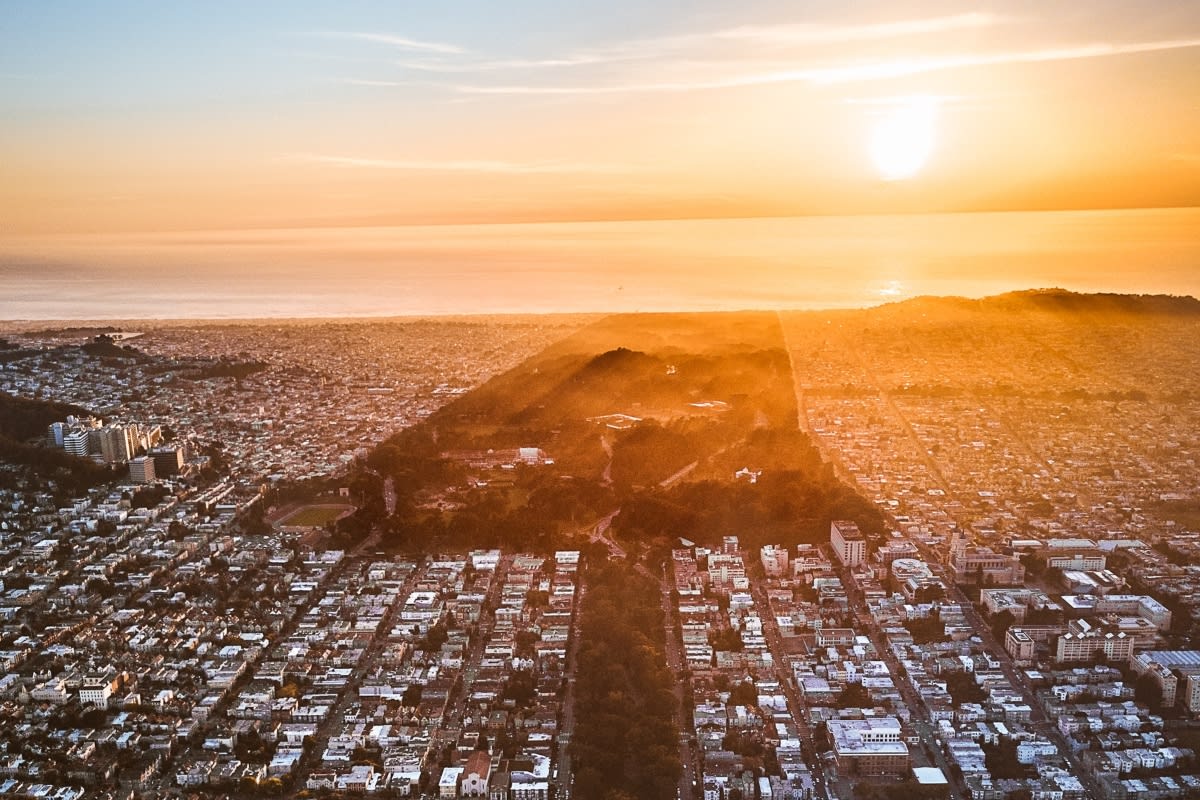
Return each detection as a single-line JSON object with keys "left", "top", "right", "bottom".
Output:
{"left": 5, "top": 203, "right": 1198, "bottom": 240}
{"left": 5, "top": 288, "right": 1199, "bottom": 327}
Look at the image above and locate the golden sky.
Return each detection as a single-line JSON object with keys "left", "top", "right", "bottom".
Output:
{"left": 2, "top": 1, "right": 1199, "bottom": 236}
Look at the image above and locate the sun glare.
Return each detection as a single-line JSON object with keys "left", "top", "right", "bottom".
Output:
{"left": 869, "top": 96, "right": 939, "bottom": 181}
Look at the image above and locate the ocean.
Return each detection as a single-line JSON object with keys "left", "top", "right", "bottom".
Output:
{"left": 2, "top": 207, "right": 1198, "bottom": 320}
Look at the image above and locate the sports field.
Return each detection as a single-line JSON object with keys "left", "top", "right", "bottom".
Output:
{"left": 277, "top": 504, "right": 353, "bottom": 527}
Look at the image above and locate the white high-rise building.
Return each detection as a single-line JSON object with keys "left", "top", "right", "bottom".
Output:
{"left": 831, "top": 520, "right": 866, "bottom": 567}
{"left": 760, "top": 545, "right": 789, "bottom": 577}
{"left": 63, "top": 430, "right": 91, "bottom": 458}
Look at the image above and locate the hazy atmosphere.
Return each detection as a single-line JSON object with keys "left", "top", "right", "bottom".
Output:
{"left": 3, "top": 1, "right": 1199, "bottom": 317}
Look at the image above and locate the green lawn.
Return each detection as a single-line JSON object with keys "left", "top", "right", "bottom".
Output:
{"left": 278, "top": 505, "right": 352, "bottom": 527}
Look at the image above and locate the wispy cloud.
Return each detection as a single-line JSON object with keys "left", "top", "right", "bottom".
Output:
{"left": 314, "top": 31, "right": 465, "bottom": 55}
{"left": 391, "top": 54, "right": 632, "bottom": 73}
{"left": 537, "top": 13, "right": 1003, "bottom": 65}
{"left": 453, "top": 36, "right": 1200, "bottom": 95}
{"left": 684, "top": 13, "right": 1000, "bottom": 48}
{"left": 381, "top": 13, "right": 1002, "bottom": 75}
{"left": 342, "top": 78, "right": 414, "bottom": 88}
{"left": 803, "top": 36, "right": 1200, "bottom": 84}
{"left": 286, "top": 153, "right": 638, "bottom": 174}
{"left": 319, "top": 15, "right": 1200, "bottom": 101}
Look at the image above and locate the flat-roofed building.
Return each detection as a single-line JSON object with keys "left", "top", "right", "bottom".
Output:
{"left": 949, "top": 532, "right": 1024, "bottom": 586}
{"left": 129, "top": 455, "right": 156, "bottom": 484}
{"left": 1047, "top": 553, "right": 1107, "bottom": 571}
{"left": 1177, "top": 667, "right": 1200, "bottom": 714}
{"left": 828, "top": 716, "right": 909, "bottom": 775}
{"left": 831, "top": 521, "right": 866, "bottom": 568}
{"left": 1061, "top": 594, "right": 1172, "bottom": 631}
{"left": 438, "top": 766, "right": 463, "bottom": 798}
{"left": 1132, "top": 651, "right": 1200, "bottom": 712}
{"left": 1054, "top": 619, "right": 1134, "bottom": 664}
{"left": 761, "top": 545, "right": 789, "bottom": 577}
{"left": 1005, "top": 627, "right": 1036, "bottom": 665}
{"left": 64, "top": 430, "right": 91, "bottom": 458}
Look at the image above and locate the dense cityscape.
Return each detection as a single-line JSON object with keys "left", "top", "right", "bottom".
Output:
{"left": 6, "top": 2, "right": 1200, "bottom": 800}
{"left": 1, "top": 297, "right": 1200, "bottom": 800}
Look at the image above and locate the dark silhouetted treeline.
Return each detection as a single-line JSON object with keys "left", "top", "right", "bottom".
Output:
{"left": 571, "top": 560, "right": 681, "bottom": 800}
{"left": 0, "top": 391, "right": 92, "bottom": 442}
{"left": 186, "top": 360, "right": 268, "bottom": 380}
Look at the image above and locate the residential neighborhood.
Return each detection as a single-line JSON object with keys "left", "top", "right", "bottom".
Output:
{"left": 2, "top": 303, "right": 1200, "bottom": 800}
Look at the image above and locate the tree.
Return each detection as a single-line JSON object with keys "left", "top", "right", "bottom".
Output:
{"left": 501, "top": 670, "right": 538, "bottom": 708}
{"left": 1134, "top": 673, "right": 1164, "bottom": 711}
{"left": 84, "top": 576, "right": 115, "bottom": 598}
{"left": 423, "top": 622, "right": 449, "bottom": 651}
{"left": 727, "top": 680, "right": 758, "bottom": 707}
{"left": 709, "top": 626, "right": 744, "bottom": 652}
{"left": 982, "top": 739, "right": 1033, "bottom": 780}
{"left": 945, "top": 671, "right": 986, "bottom": 705}
{"left": 990, "top": 610, "right": 1016, "bottom": 641}
{"left": 914, "top": 583, "right": 945, "bottom": 604}
{"left": 80, "top": 706, "right": 107, "bottom": 728}
{"left": 837, "top": 682, "right": 871, "bottom": 710}
{"left": 571, "top": 561, "right": 681, "bottom": 800}
{"left": 904, "top": 609, "right": 947, "bottom": 645}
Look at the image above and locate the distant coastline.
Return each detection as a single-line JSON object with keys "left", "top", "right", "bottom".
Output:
{"left": 4, "top": 289, "right": 1200, "bottom": 336}
{"left": 4, "top": 207, "right": 1199, "bottom": 322}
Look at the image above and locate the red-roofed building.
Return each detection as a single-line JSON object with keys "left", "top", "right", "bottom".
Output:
{"left": 462, "top": 750, "right": 492, "bottom": 797}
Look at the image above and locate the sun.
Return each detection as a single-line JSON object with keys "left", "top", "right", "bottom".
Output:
{"left": 869, "top": 96, "right": 939, "bottom": 181}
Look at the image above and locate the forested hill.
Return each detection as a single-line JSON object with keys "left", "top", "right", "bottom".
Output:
{"left": 887, "top": 289, "right": 1200, "bottom": 318}
{"left": 0, "top": 392, "right": 115, "bottom": 493}
{"left": 0, "top": 391, "right": 93, "bottom": 442}
{"left": 363, "top": 312, "right": 887, "bottom": 557}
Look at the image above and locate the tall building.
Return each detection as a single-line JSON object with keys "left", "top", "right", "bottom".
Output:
{"left": 760, "top": 545, "right": 789, "bottom": 577}
{"left": 1005, "top": 627, "right": 1036, "bottom": 664}
{"left": 63, "top": 430, "right": 91, "bottom": 458}
{"left": 140, "top": 424, "right": 163, "bottom": 450}
{"left": 1178, "top": 668, "right": 1200, "bottom": 714}
{"left": 99, "top": 424, "right": 140, "bottom": 464}
{"left": 831, "top": 520, "right": 866, "bottom": 567}
{"left": 47, "top": 422, "right": 66, "bottom": 447}
{"left": 707, "top": 553, "right": 747, "bottom": 594}
{"left": 149, "top": 446, "right": 184, "bottom": 477}
{"left": 129, "top": 455, "right": 156, "bottom": 484}
{"left": 1054, "top": 619, "right": 1134, "bottom": 663}
{"left": 1132, "top": 651, "right": 1200, "bottom": 712}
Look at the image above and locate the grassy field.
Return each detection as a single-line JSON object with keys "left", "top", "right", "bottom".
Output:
{"left": 278, "top": 504, "right": 353, "bottom": 527}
